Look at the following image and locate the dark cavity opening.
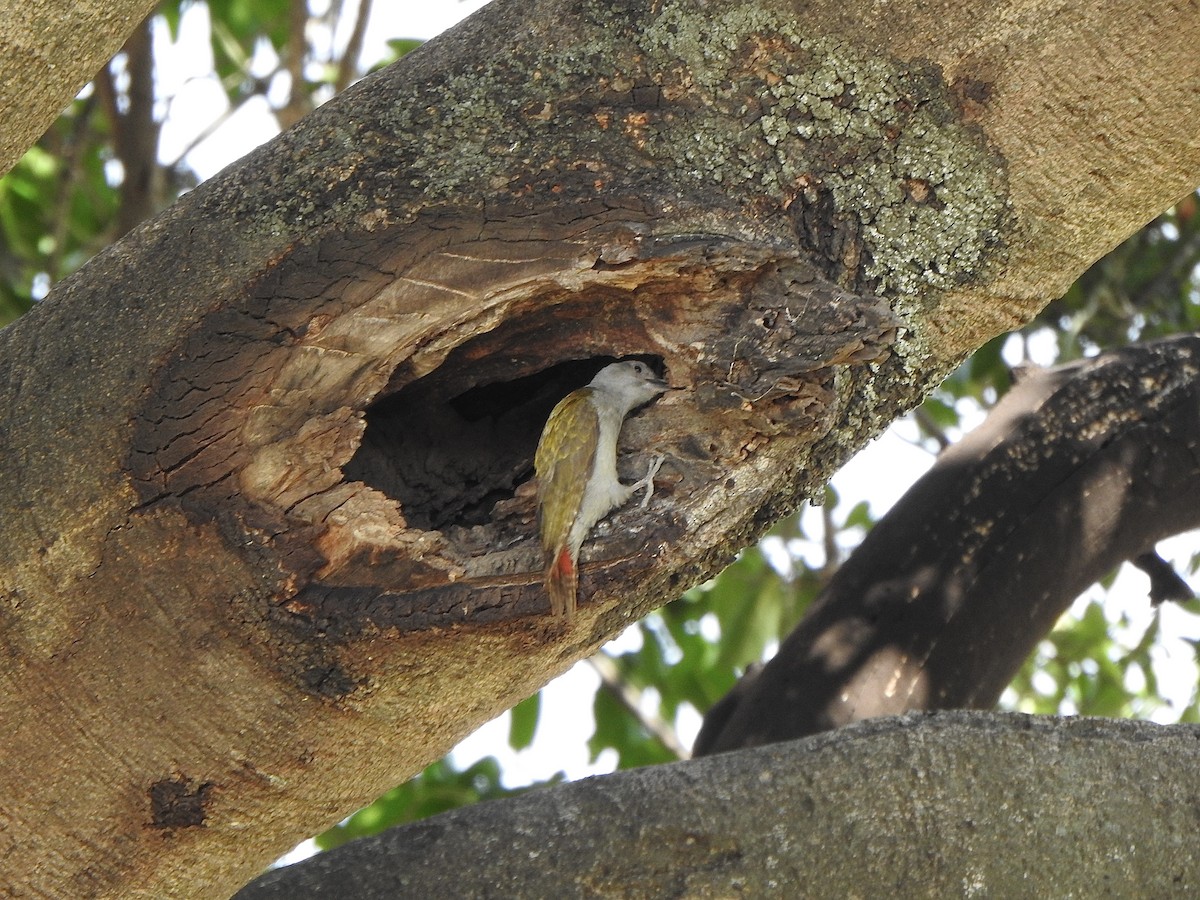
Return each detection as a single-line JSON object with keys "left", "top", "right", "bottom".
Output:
{"left": 344, "top": 354, "right": 663, "bottom": 532}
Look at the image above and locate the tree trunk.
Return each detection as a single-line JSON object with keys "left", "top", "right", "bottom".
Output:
{"left": 235, "top": 713, "right": 1200, "bottom": 899}
{"left": 1, "top": 0, "right": 1198, "bottom": 895}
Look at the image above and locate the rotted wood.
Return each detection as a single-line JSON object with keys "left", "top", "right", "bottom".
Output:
{"left": 128, "top": 215, "right": 899, "bottom": 639}
{"left": 696, "top": 334, "right": 1200, "bottom": 754}
{"left": 115, "top": 0, "right": 1031, "bottom": 650}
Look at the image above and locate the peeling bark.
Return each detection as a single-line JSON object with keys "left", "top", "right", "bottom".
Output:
{"left": 1, "top": 0, "right": 1199, "bottom": 895}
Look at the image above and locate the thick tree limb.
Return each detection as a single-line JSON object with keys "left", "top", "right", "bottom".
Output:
{"left": 237, "top": 713, "right": 1200, "bottom": 898}
{"left": 0, "top": 0, "right": 157, "bottom": 175}
{"left": 697, "top": 334, "right": 1200, "bottom": 753}
{"left": 1, "top": 0, "right": 1199, "bottom": 895}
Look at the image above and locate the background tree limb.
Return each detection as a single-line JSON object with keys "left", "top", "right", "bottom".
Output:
{"left": 697, "top": 334, "right": 1200, "bottom": 753}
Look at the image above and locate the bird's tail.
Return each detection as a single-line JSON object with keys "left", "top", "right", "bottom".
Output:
{"left": 545, "top": 546, "right": 577, "bottom": 619}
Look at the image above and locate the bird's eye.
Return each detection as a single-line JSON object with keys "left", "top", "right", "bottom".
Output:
{"left": 634, "top": 364, "right": 643, "bottom": 373}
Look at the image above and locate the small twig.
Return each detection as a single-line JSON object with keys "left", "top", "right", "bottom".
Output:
{"left": 164, "top": 90, "right": 260, "bottom": 169}
{"left": 113, "top": 17, "right": 160, "bottom": 237}
{"left": 45, "top": 93, "right": 98, "bottom": 284}
{"left": 912, "top": 406, "right": 952, "bottom": 451}
{"left": 588, "top": 652, "right": 690, "bottom": 760}
{"left": 821, "top": 493, "right": 839, "bottom": 579}
{"left": 93, "top": 17, "right": 161, "bottom": 240}
{"left": 1140, "top": 225, "right": 1200, "bottom": 319}
{"left": 728, "top": 382, "right": 784, "bottom": 404}
{"left": 335, "top": 0, "right": 373, "bottom": 93}
{"left": 277, "top": 0, "right": 313, "bottom": 129}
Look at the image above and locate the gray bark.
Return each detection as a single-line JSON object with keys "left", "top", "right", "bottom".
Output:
{"left": 238, "top": 713, "right": 1200, "bottom": 899}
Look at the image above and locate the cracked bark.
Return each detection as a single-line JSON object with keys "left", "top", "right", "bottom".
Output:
{"left": 1, "top": 0, "right": 1199, "bottom": 896}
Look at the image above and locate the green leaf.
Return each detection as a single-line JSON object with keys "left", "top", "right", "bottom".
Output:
{"left": 920, "top": 396, "right": 959, "bottom": 428}
{"left": 842, "top": 500, "right": 873, "bottom": 530}
{"left": 508, "top": 693, "right": 540, "bottom": 751}
{"left": 968, "top": 333, "right": 1008, "bottom": 389}
{"left": 388, "top": 38, "right": 424, "bottom": 59}
{"left": 159, "top": 0, "right": 184, "bottom": 40}
{"left": 588, "top": 680, "right": 676, "bottom": 769}
{"left": 314, "top": 756, "right": 542, "bottom": 852}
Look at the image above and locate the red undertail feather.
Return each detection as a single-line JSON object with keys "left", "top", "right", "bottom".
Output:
{"left": 545, "top": 546, "right": 578, "bottom": 619}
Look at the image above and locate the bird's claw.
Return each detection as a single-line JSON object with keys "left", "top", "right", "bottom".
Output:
{"left": 638, "top": 454, "right": 665, "bottom": 508}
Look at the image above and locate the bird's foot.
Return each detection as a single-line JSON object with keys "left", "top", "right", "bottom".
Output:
{"left": 636, "top": 454, "right": 665, "bottom": 508}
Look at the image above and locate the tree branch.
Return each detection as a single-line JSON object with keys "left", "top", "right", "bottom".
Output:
{"left": 2, "top": 1, "right": 1200, "bottom": 894}
{"left": 588, "top": 652, "right": 689, "bottom": 759}
{"left": 0, "top": 0, "right": 158, "bottom": 175}
{"left": 277, "top": 0, "right": 312, "bottom": 130}
{"left": 45, "top": 93, "right": 100, "bottom": 283}
{"left": 112, "top": 16, "right": 161, "bottom": 238}
{"left": 697, "top": 334, "right": 1200, "bottom": 754}
{"left": 235, "top": 713, "right": 1200, "bottom": 898}
{"left": 335, "top": 0, "right": 373, "bottom": 93}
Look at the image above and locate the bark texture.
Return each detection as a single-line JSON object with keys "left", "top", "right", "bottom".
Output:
{"left": 697, "top": 334, "right": 1200, "bottom": 753}
{"left": 0, "top": 0, "right": 157, "bottom": 175}
{"left": 1, "top": 0, "right": 1199, "bottom": 896}
{"left": 237, "top": 713, "right": 1200, "bottom": 899}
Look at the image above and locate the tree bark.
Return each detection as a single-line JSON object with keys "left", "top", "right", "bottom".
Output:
{"left": 696, "top": 334, "right": 1200, "bottom": 753}
{"left": 235, "top": 713, "right": 1200, "bottom": 899}
{"left": 1, "top": 0, "right": 1199, "bottom": 896}
{"left": 0, "top": 0, "right": 157, "bottom": 175}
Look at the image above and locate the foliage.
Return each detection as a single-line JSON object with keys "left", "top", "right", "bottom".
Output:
{"left": 313, "top": 755, "right": 550, "bottom": 852}
{"left": 0, "top": 0, "right": 419, "bottom": 328}
{"left": 0, "top": 107, "right": 119, "bottom": 322}
{"left": 3, "top": 0, "right": 1199, "bottom": 862}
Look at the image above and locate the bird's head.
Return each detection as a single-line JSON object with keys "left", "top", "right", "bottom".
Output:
{"left": 589, "top": 360, "right": 669, "bottom": 409}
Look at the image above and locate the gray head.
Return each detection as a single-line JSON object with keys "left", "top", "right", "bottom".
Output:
{"left": 589, "top": 360, "right": 669, "bottom": 412}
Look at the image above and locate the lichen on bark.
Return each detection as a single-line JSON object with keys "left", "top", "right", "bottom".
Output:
{"left": 637, "top": 0, "right": 1010, "bottom": 297}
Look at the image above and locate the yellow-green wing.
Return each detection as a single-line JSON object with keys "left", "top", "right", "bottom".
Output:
{"left": 535, "top": 387, "right": 599, "bottom": 557}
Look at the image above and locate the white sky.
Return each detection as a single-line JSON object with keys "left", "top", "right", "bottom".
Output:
{"left": 136, "top": 0, "right": 1200, "bottom": 864}
{"left": 155, "top": 1, "right": 493, "bottom": 177}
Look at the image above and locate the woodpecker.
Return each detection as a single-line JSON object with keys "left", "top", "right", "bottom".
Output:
{"left": 535, "top": 361, "right": 668, "bottom": 619}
